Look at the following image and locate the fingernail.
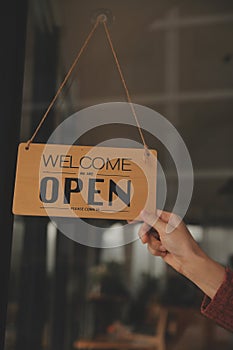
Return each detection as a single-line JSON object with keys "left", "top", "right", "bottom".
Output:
{"left": 139, "top": 236, "right": 144, "bottom": 244}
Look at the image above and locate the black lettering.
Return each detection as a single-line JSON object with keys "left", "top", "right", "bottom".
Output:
{"left": 60, "top": 155, "right": 71, "bottom": 168}
{"left": 80, "top": 156, "right": 92, "bottom": 169}
{"left": 64, "top": 178, "right": 83, "bottom": 204}
{"left": 109, "top": 180, "right": 131, "bottom": 207}
{"left": 122, "top": 158, "right": 132, "bottom": 171}
{"left": 42, "top": 154, "right": 59, "bottom": 167}
{"left": 40, "top": 177, "right": 59, "bottom": 203}
{"left": 88, "top": 179, "right": 104, "bottom": 206}
{"left": 70, "top": 155, "right": 79, "bottom": 168}
{"left": 92, "top": 157, "right": 105, "bottom": 170}
{"left": 106, "top": 158, "right": 120, "bottom": 171}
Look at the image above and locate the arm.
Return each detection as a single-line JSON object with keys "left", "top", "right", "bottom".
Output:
{"left": 138, "top": 210, "right": 233, "bottom": 332}
{"left": 139, "top": 210, "right": 225, "bottom": 299}
{"left": 139, "top": 211, "right": 233, "bottom": 332}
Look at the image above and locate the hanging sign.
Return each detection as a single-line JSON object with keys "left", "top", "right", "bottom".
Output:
{"left": 13, "top": 143, "right": 157, "bottom": 220}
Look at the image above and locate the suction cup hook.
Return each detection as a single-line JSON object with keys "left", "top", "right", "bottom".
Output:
{"left": 91, "top": 8, "right": 114, "bottom": 26}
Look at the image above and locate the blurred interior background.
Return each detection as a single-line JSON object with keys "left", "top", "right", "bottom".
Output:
{"left": 4, "top": 0, "right": 233, "bottom": 349}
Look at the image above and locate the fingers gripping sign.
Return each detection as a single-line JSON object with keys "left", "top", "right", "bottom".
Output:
{"left": 138, "top": 209, "right": 206, "bottom": 275}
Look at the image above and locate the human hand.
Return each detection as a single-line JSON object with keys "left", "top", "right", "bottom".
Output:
{"left": 138, "top": 210, "right": 225, "bottom": 299}
{"left": 139, "top": 210, "right": 206, "bottom": 276}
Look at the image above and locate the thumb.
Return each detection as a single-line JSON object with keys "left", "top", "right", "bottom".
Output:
{"left": 140, "top": 210, "right": 166, "bottom": 234}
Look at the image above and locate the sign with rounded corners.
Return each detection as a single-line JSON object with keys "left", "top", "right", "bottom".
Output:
{"left": 13, "top": 143, "right": 157, "bottom": 221}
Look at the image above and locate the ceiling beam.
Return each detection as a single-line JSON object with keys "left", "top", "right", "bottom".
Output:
{"left": 150, "top": 13, "right": 233, "bottom": 30}
{"left": 22, "top": 88, "right": 233, "bottom": 113}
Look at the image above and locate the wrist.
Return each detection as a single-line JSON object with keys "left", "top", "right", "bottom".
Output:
{"left": 182, "top": 252, "right": 225, "bottom": 299}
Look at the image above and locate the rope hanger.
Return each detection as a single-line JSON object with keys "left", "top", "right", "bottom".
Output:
{"left": 26, "top": 14, "right": 149, "bottom": 156}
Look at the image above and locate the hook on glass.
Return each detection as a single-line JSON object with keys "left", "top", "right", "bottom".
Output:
{"left": 91, "top": 8, "right": 114, "bottom": 26}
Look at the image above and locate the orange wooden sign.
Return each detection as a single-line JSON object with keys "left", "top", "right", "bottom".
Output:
{"left": 13, "top": 143, "right": 157, "bottom": 220}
